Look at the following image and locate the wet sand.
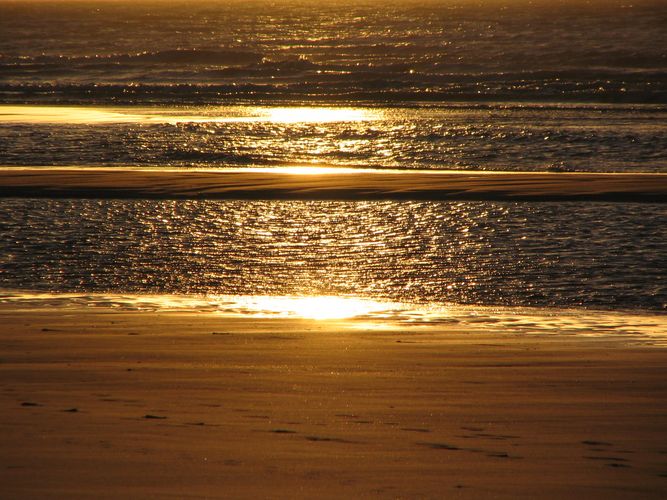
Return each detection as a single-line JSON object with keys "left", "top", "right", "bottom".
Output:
{"left": 1, "top": 307, "right": 666, "bottom": 498}
{"left": 1, "top": 167, "right": 666, "bottom": 202}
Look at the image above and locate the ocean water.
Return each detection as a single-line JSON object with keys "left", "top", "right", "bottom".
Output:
{"left": 1, "top": 103, "right": 666, "bottom": 172}
{"left": 1, "top": 0, "right": 666, "bottom": 172}
{"left": 0, "top": 0, "right": 666, "bottom": 317}
{"left": 1, "top": 0, "right": 666, "bottom": 104}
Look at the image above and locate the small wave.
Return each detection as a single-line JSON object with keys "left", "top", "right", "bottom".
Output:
{"left": 1, "top": 81, "right": 665, "bottom": 106}
{"left": 0, "top": 48, "right": 265, "bottom": 67}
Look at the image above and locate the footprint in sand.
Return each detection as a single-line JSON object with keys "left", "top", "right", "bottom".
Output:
{"left": 584, "top": 456, "right": 632, "bottom": 468}
{"left": 460, "top": 432, "right": 520, "bottom": 441}
{"left": 584, "top": 456, "right": 630, "bottom": 463}
{"left": 418, "top": 441, "right": 522, "bottom": 459}
{"left": 417, "top": 441, "right": 460, "bottom": 450}
{"left": 581, "top": 440, "right": 613, "bottom": 447}
{"left": 581, "top": 440, "right": 633, "bottom": 468}
{"left": 305, "top": 436, "right": 359, "bottom": 444}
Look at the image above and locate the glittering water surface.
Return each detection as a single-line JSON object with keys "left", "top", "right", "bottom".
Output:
{"left": 2, "top": 0, "right": 666, "bottom": 172}
{"left": 1, "top": 103, "right": 666, "bottom": 171}
{"left": 1, "top": 0, "right": 666, "bottom": 104}
{"left": 1, "top": 199, "right": 665, "bottom": 311}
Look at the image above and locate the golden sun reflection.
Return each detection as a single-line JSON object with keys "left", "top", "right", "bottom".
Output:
{"left": 0, "top": 105, "right": 378, "bottom": 125}
{"left": 233, "top": 295, "right": 394, "bottom": 320}
{"left": 240, "top": 166, "right": 362, "bottom": 175}
{"left": 259, "top": 107, "right": 376, "bottom": 123}
{"left": 0, "top": 105, "right": 145, "bottom": 124}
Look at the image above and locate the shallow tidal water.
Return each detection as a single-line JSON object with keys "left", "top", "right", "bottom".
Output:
{"left": 1, "top": 104, "right": 666, "bottom": 172}
{"left": 1, "top": 199, "right": 665, "bottom": 312}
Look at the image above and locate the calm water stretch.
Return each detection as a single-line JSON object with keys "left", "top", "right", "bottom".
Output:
{"left": 0, "top": 0, "right": 665, "bottom": 320}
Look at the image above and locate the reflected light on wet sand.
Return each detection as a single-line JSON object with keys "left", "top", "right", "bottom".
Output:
{"left": 0, "top": 292, "right": 399, "bottom": 321}
{"left": 233, "top": 295, "right": 395, "bottom": 320}
{"left": 2, "top": 292, "right": 667, "bottom": 342}
{"left": 238, "top": 166, "right": 367, "bottom": 174}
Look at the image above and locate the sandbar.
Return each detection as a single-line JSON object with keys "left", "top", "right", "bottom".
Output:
{"left": 1, "top": 167, "right": 666, "bottom": 202}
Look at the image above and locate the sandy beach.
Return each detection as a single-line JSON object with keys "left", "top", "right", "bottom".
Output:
{"left": 1, "top": 168, "right": 666, "bottom": 202}
{"left": 1, "top": 306, "right": 666, "bottom": 499}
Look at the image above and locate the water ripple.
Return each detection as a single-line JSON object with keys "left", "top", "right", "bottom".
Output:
{"left": 1, "top": 199, "right": 665, "bottom": 311}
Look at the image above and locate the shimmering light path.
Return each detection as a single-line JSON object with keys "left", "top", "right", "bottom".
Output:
{"left": 1, "top": 292, "right": 666, "bottom": 343}
{"left": 2, "top": 198, "right": 665, "bottom": 311}
{"left": 2, "top": 104, "right": 666, "bottom": 173}
{"left": 1, "top": 167, "right": 665, "bottom": 202}
{"left": 0, "top": 105, "right": 379, "bottom": 125}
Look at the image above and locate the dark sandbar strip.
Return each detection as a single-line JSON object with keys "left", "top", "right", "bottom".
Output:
{"left": 1, "top": 168, "right": 666, "bottom": 202}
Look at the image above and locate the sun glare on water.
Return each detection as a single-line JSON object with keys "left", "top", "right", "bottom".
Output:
{"left": 0, "top": 105, "right": 377, "bottom": 125}
{"left": 0, "top": 106, "right": 145, "bottom": 124}
{"left": 234, "top": 295, "right": 393, "bottom": 320}
{"left": 260, "top": 107, "right": 375, "bottom": 123}
{"left": 165, "top": 106, "right": 377, "bottom": 124}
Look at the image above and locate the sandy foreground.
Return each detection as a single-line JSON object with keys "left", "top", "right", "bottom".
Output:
{"left": 1, "top": 168, "right": 666, "bottom": 202}
{"left": 1, "top": 307, "right": 666, "bottom": 499}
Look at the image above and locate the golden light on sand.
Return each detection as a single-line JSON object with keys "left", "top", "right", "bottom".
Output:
{"left": 235, "top": 295, "right": 392, "bottom": 320}
{"left": 243, "top": 166, "right": 360, "bottom": 175}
